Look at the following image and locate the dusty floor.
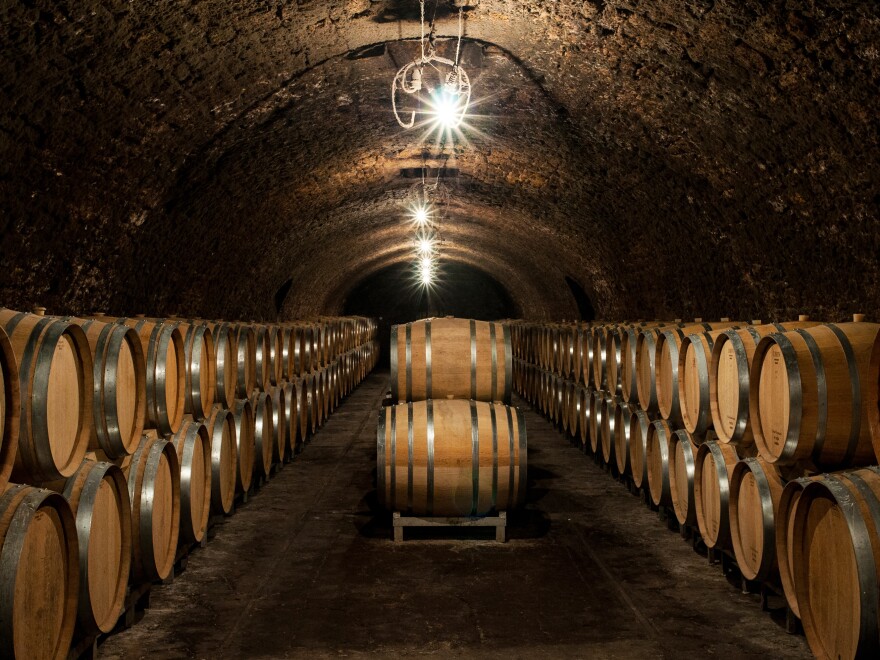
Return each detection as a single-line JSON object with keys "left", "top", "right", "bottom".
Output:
{"left": 100, "top": 371, "right": 810, "bottom": 659}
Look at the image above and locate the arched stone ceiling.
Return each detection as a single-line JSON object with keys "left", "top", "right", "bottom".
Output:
{"left": 1, "top": 1, "right": 878, "bottom": 321}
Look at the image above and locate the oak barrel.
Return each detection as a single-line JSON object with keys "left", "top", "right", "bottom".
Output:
{"left": 646, "top": 419, "right": 673, "bottom": 507}
{"left": 125, "top": 433, "right": 181, "bottom": 582}
{"left": 267, "top": 385, "right": 287, "bottom": 466}
{"left": 250, "top": 391, "right": 274, "bottom": 479}
{"left": 600, "top": 394, "right": 617, "bottom": 465}
{"left": 232, "top": 324, "right": 257, "bottom": 398}
{"left": 791, "top": 467, "right": 880, "bottom": 659}
{"left": 613, "top": 401, "right": 634, "bottom": 475}
{"left": 709, "top": 321, "right": 820, "bottom": 446}
{"left": 588, "top": 389, "right": 603, "bottom": 453}
{"left": 377, "top": 399, "right": 526, "bottom": 516}
{"left": 390, "top": 318, "right": 512, "bottom": 404}
{"left": 60, "top": 459, "right": 132, "bottom": 634}
{"left": 253, "top": 324, "right": 272, "bottom": 391}
{"left": 775, "top": 474, "right": 823, "bottom": 619}
{"left": 728, "top": 456, "right": 784, "bottom": 581}
{"left": 656, "top": 323, "right": 737, "bottom": 427}
{"left": 206, "top": 404, "right": 237, "bottom": 514}
{"left": 693, "top": 441, "right": 739, "bottom": 549}
{"left": 67, "top": 317, "right": 146, "bottom": 461}
{"left": 668, "top": 429, "right": 699, "bottom": 525}
{"left": 750, "top": 321, "right": 880, "bottom": 467}
{"left": 1, "top": 309, "right": 94, "bottom": 482}
{"left": 0, "top": 483, "right": 78, "bottom": 660}
{"left": 119, "top": 317, "right": 185, "bottom": 437}
{"left": 628, "top": 409, "right": 652, "bottom": 489}
{"left": 170, "top": 418, "right": 211, "bottom": 544}
{"left": 678, "top": 329, "right": 732, "bottom": 437}
{"left": 208, "top": 322, "right": 238, "bottom": 409}
{"left": 231, "top": 399, "right": 255, "bottom": 494}
{"left": 177, "top": 321, "right": 217, "bottom": 420}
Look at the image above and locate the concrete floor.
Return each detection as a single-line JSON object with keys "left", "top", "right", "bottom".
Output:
{"left": 101, "top": 371, "right": 810, "bottom": 659}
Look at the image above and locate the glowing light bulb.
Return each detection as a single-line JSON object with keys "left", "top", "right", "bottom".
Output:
{"left": 420, "top": 256, "right": 433, "bottom": 273}
{"left": 417, "top": 237, "right": 434, "bottom": 255}
{"left": 413, "top": 206, "right": 429, "bottom": 226}
{"left": 433, "top": 89, "right": 461, "bottom": 129}
{"left": 420, "top": 269, "right": 433, "bottom": 286}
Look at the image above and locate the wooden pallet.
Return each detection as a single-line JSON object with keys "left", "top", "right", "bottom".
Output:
{"left": 392, "top": 511, "right": 508, "bottom": 542}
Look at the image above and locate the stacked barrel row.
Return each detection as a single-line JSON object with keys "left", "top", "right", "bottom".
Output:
{"left": 509, "top": 316, "right": 880, "bottom": 660}
{"left": 0, "top": 307, "right": 377, "bottom": 660}
{"left": 378, "top": 317, "right": 526, "bottom": 517}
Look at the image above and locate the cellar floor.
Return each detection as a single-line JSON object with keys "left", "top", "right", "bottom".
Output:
{"left": 100, "top": 371, "right": 810, "bottom": 659}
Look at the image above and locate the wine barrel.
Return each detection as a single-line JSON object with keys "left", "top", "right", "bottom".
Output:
{"left": 292, "top": 325, "right": 313, "bottom": 376}
{"left": 636, "top": 327, "right": 663, "bottom": 413}
{"left": 656, "top": 323, "right": 738, "bottom": 427}
{"left": 390, "top": 318, "right": 512, "bottom": 404}
{"left": 588, "top": 390, "right": 603, "bottom": 454}
{"left": 0, "top": 309, "right": 94, "bottom": 482}
{"left": 620, "top": 323, "right": 667, "bottom": 404}
{"left": 178, "top": 321, "right": 217, "bottom": 420}
{"left": 596, "top": 326, "right": 622, "bottom": 395}
{"left": 268, "top": 385, "right": 287, "bottom": 466}
{"left": 751, "top": 321, "right": 880, "bottom": 468}
{"left": 646, "top": 419, "right": 674, "bottom": 506}
{"left": 303, "top": 372, "right": 318, "bottom": 436}
{"left": 170, "top": 418, "right": 211, "bottom": 544}
{"left": 0, "top": 326, "right": 20, "bottom": 490}
{"left": 231, "top": 399, "right": 255, "bottom": 494}
{"left": 613, "top": 401, "right": 634, "bottom": 475}
{"left": 629, "top": 409, "right": 652, "bottom": 490}
{"left": 59, "top": 459, "right": 131, "bottom": 635}
{"left": 232, "top": 324, "right": 256, "bottom": 398}
{"left": 709, "top": 320, "right": 820, "bottom": 446}
{"left": 600, "top": 394, "right": 618, "bottom": 465}
{"left": 250, "top": 391, "right": 274, "bottom": 479}
{"left": 253, "top": 324, "right": 272, "bottom": 391}
{"left": 566, "top": 380, "right": 580, "bottom": 439}
{"left": 577, "top": 385, "right": 589, "bottom": 448}
{"left": 125, "top": 433, "right": 181, "bottom": 582}
{"left": 0, "top": 483, "right": 78, "bottom": 660}
{"left": 293, "top": 377, "right": 310, "bottom": 448}
{"left": 578, "top": 328, "right": 594, "bottom": 388}
{"left": 281, "top": 381, "right": 297, "bottom": 456}
{"left": 694, "top": 441, "right": 739, "bottom": 549}
{"left": 377, "top": 399, "right": 527, "bottom": 516}
{"left": 320, "top": 365, "right": 332, "bottom": 421}
{"left": 775, "top": 474, "right": 823, "bottom": 619}
{"left": 312, "top": 369, "right": 326, "bottom": 428}
{"left": 791, "top": 467, "right": 880, "bottom": 659}
{"left": 280, "top": 327, "right": 293, "bottom": 382}
{"left": 118, "top": 317, "right": 185, "bottom": 437}
{"left": 66, "top": 317, "right": 146, "bottom": 460}
{"left": 207, "top": 322, "right": 238, "bottom": 409}
{"left": 267, "top": 325, "right": 283, "bottom": 387}
{"left": 206, "top": 405, "right": 237, "bottom": 515}
{"left": 669, "top": 429, "right": 699, "bottom": 526}
{"left": 728, "top": 456, "right": 784, "bottom": 581}
{"left": 678, "top": 329, "right": 733, "bottom": 437}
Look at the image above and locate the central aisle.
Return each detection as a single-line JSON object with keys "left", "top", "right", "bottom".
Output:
{"left": 101, "top": 371, "right": 809, "bottom": 659}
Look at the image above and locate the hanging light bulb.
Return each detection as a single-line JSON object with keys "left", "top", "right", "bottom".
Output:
{"left": 412, "top": 205, "right": 430, "bottom": 226}
{"left": 415, "top": 231, "right": 435, "bottom": 255}
{"left": 391, "top": 1, "right": 471, "bottom": 130}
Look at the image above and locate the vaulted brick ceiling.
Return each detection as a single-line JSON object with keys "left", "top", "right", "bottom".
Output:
{"left": 1, "top": 1, "right": 878, "bottom": 321}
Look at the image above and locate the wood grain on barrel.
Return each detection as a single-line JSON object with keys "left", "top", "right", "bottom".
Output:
{"left": 378, "top": 399, "right": 526, "bottom": 517}
{"left": 391, "top": 318, "right": 511, "bottom": 404}
{"left": 0, "top": 484, "right": 78, "bottom": 660}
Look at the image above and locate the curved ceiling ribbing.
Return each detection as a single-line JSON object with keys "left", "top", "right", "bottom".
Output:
{"left": 1, "top": 1, "right": 878, "bottom": 321}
